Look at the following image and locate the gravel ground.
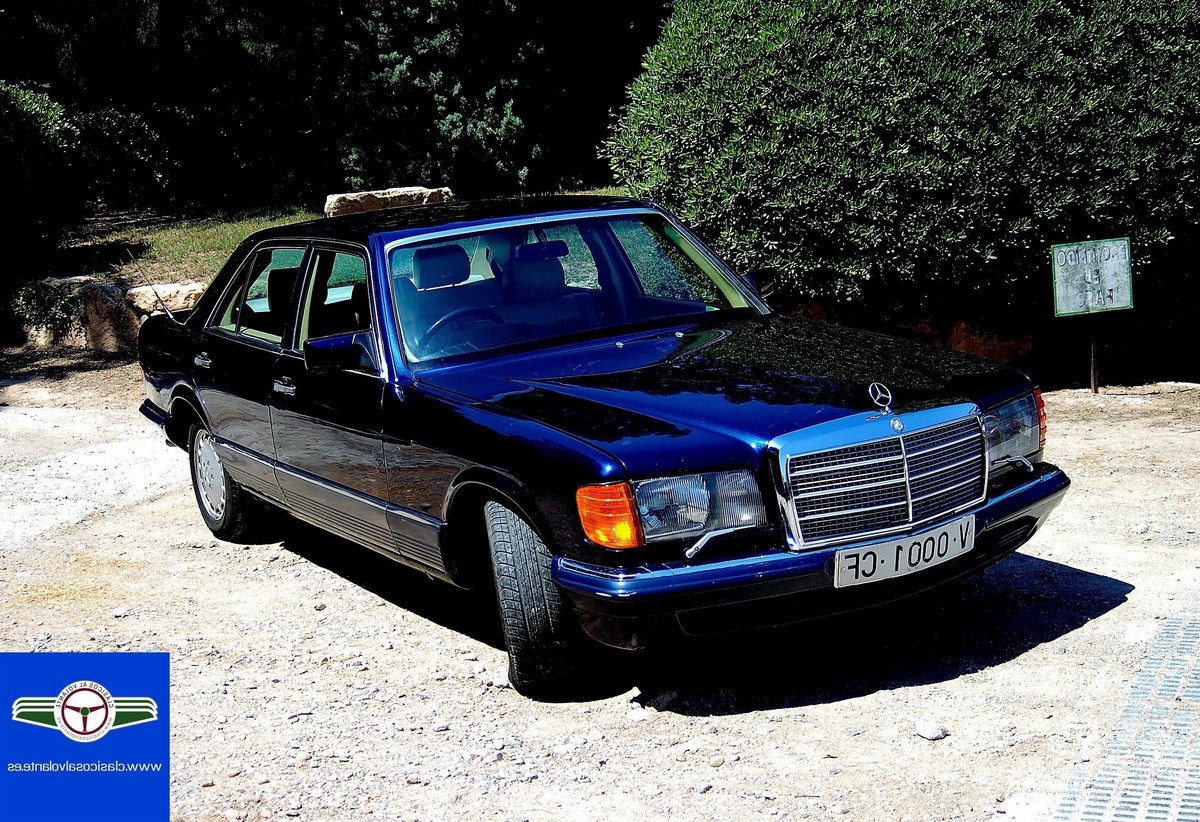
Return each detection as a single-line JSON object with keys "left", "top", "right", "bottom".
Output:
{"left": 2, "top": 351, "right": 1198, "bottom": 821}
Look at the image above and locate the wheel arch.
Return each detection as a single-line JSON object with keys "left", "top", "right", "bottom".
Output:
{"left": 166, "top": 389, "right": 209, "bottom": 451}
{"left": 441, "top": 469, "right": 556, "bottom": 590}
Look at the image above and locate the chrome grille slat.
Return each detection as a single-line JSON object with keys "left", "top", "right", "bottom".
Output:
{"left": 793, "top": 476, "right": 907, "bottom": 500}
{"left": 798, "top": 498, "right": 909, "bottom": 520}
{"left": 784, "top": 415, "right": 986, "bottom": 548}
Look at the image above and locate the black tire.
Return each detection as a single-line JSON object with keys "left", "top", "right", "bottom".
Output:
{"left": 187, "top": 423, "right": 266, "bottom": 543}
{"left": 484, "top": 500, "right": 577, "bottom": 697}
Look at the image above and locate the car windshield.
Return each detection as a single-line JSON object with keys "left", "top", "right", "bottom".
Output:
{"left": 386, "top": 211, "right": 759, "bottom": 362}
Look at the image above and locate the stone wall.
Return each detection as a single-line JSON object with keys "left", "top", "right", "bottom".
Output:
{"left": 22, "top": 278, "right": 206, "bottom": 354}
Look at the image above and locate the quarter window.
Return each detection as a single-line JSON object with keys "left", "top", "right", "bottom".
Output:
{"left": 213, "top": 247, "right": 305, "bottom": 345}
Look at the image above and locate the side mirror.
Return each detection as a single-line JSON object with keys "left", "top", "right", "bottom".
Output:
{"left": 303, "top": 331, "right": 378, "bottom": 373}
{"left": 741, "top": 268, "right": 778, "bottom": 304}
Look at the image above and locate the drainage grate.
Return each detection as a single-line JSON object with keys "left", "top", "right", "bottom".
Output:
{"left": 1056, "top": 616, "right": 1200, "bottom": 821}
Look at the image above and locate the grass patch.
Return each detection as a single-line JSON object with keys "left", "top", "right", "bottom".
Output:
{"left": 66, "top": 208, "right": 321, "bottom": 284}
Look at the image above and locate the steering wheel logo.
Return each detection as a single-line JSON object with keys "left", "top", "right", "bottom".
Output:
{"left": 12, "top": 680, "right": 158, "bottom": 742}
{"left": 55, "top": 681, "right": 116, "bottom": 742}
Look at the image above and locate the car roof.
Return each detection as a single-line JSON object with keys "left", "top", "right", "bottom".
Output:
{"left": 246, "top": 195, "right": 657, "bottom": 246}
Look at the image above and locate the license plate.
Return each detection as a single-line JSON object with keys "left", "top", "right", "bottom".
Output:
{"left": 833, "top": 515, "right": 975, "bottom": 588}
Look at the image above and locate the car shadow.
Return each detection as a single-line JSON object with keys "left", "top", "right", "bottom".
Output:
{"left": 277, "top": 517, "right": 506, "bottom": 651}
{"left": 617, "top": 552, "right": 1133, "bottom": 714}
{"left": 275, "top": 522, "right": 1132, "bottom": 709}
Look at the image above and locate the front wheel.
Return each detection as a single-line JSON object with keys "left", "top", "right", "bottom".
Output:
{"left": 188, "top": 424, "right": 266, "bottom": 543}
{"left": 484, "top": 500, "right": 578, "bottom": 697}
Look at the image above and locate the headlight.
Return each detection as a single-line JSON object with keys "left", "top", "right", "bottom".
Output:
{"left": 633, "top": 470, "right": 768, "bottom": 542}
{"left": 983, "top": 392, "right": 1042, "bottom": 469}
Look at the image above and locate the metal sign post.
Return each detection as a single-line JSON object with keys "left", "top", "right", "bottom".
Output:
{"left": 1051, "top": 238, "right": 1133, "bottom": 393}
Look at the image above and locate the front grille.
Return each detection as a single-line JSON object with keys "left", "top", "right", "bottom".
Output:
{"left": 786, "top": 417, "right": 985, "bottom": 547}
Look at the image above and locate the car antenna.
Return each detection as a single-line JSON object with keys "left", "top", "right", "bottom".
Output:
{"left": 125, "top": 249, "right": 177, "bottom": 323}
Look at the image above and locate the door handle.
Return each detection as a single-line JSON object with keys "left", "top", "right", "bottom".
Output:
{"left": 194, "top": 352, "right": 212, "bottom": 368}
{"left": 273, "top": 378, "right": 297, "bottom": 397}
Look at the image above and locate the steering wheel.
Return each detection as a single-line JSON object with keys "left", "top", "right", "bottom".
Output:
{"left": 416, "top": 307, "right": 504, "bottom": 350}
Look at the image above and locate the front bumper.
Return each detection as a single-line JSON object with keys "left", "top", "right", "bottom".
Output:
{"left": 553, "top": 463, "right": 1070, "bottom": 646}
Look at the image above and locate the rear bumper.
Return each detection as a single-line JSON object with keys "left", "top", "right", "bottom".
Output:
{"left": 553, "top": 463, "right": 1069, "bottom": 645}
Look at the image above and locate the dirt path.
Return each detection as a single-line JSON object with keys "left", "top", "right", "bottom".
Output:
{"left": 2, "top": 353, "right": 1198, "bottom": 821}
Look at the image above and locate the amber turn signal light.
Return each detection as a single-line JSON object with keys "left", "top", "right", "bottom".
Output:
{"left": 1034, "top": 388, "right": 1047, "bottom": 449}
{"left": 576, "top": 483, "right": 643, "bottom": 549}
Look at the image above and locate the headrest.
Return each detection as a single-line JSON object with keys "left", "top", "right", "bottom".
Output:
{"left": 351, "top": 281, "right": 370, "bottom": 328}
{"left": 508, "top": 255, "right": 566, "bottom": 303}
{"left": 267, "top": 266, "right": 299, "bottom": 309}
{"left": 512, "top": 240, "right": 569, "bottom": 262}
{"left": 412, "top": 245, "right": 470, "bottom": 290}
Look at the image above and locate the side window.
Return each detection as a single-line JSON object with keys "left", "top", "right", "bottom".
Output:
{"left": 540, "top": 225, "right": 600, "bottom": 290}
{"left": 297, "top": 249, "right": 371, "bottom": 344}
{"left": 213, "top": 247, "right": 305, "bottom": 345}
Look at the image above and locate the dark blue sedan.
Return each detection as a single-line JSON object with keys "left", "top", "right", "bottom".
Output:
{"left": 138, "top": 196, "right": 1069, "bottom": 695}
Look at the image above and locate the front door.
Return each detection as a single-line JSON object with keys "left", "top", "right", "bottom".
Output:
{"left": 270, "top": 245, "right": 392, "bottom": 552}
{"left": 195, "top": 244, "right": 307, "bottom": 502}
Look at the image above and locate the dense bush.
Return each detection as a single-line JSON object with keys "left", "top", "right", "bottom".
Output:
{"left": 608, "top": 0, "right": 1200, "bottom": 343}
{"left": 0, "top": 82, "right": 83, "bottom": 264}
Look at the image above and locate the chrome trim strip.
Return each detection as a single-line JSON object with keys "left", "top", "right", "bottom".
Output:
{"left": 381, "top": 208, "right": 665, "bottom": 256}
{"left": 275, "top": 464, "right": 389, "bottom": 513}
{"left": 212, "top": 438, "right": 274, "bottom": 469}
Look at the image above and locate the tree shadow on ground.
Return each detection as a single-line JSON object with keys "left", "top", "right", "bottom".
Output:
{"left": 48, "top": 239, "right": 151, "bottom": 277}
{"left": 0, "top": 348, "right": 136, "bottom": 387}
{"left": 275, "top": 519, "right": 1132, "bottom": 709}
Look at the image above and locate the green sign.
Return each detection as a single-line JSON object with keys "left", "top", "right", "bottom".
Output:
{"left": 1051, "top": 237, "right": 1133, "bottom": 316}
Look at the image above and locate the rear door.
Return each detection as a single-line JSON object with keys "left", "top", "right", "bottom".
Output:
{"left": 194, "top": 244, "right": 307, "bottom": 502}
{"left": 270, "top": 245, "right": 392, "bottom": 551}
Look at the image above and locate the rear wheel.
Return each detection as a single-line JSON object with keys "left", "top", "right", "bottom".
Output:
{"left": 188, "top": 424, "right": 266, "bottom": 542}
{"left": 484, "top": 500, "right": 578, "bottom": 697}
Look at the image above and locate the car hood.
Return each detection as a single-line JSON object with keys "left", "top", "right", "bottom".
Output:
{"left": 416, "top": 314, "right": 1029, "bottom": 477}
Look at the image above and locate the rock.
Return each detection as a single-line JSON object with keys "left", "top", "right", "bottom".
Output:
{"left": 1131, "top": 522, "right": 1150, "bottom": 535}
{"left": 915, "top": 721, "right": 949, "bottom": 741}
{"left": 829, "top": 804, "right": 849, "bottom": 815}
{"left": 405, "top": 773, "right": 421, "bottom": 785}
{"left": 709, "top": 755, "right": 726, "bottom": 768}
{"left": 313, "top": 602, "right": 326, "bottom": 612}
{"left": 80, "top": 281, "right": 141, "bottom": 352}
{"left": 324, "top": 186, "right": 455, "bottom": 218}
{"left": 125, "top": 282, "right": 206, "bottom": 316}
{"left": 111, "top": 606, "right": 128, "bottom": 619}
{"left": 696, "top": 784, "right": 712, "bottom": 794}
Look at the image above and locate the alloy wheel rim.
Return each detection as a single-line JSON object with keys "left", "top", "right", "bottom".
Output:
{"left": 193, "top": 430, "right": 227, "bottom": 521}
